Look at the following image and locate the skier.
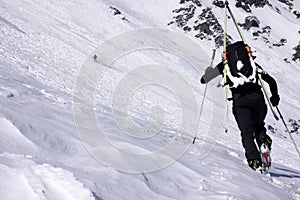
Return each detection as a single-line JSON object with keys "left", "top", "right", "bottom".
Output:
{"left": 200, "top": 41, "right": 280, "bottom": 170}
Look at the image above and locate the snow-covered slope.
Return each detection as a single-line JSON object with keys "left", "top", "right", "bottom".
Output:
{"left": 1, "top": 0, "right": 300, "bottom": 199}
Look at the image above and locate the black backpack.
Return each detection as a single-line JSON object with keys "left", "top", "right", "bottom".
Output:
{"left": 224, "top": 41, "right": 257, "bottom": 88}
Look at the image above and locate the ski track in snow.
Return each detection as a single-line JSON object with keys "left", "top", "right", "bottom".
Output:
{"left": 0, "top": 0, "right": 300, "bottom": 199}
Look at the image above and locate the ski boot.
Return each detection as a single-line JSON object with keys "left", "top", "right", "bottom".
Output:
{"left": 248, "top": 159, "right": 262, "bottom": 171}
{"left": 260, "top": 142, "right": 271, "bottom": 169}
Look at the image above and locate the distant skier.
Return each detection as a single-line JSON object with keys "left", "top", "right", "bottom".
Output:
{"left": 93, "top": 54, "right": 98, "bottom": 62}
{"left": 200, "top": 41, "right": 280, "bottom": 170}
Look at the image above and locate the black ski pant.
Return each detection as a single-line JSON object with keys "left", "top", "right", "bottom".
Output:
{"left": 232, "top": 91, "right": 270, "bottom": 161}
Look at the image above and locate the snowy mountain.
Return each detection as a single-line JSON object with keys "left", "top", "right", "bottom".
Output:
{"left": 1, "top": 0, "right": 300, "bottom": 199}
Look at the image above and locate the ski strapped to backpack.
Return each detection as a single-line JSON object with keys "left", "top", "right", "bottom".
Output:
{"left": 222, "top": 3, "right": 229, "bottom": 133}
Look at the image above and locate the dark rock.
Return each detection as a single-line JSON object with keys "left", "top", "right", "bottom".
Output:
{"left": 235, "top": 0, "right": 270, "bottom": 12}
{"left": 263, "top": 26, "right": 271, "bottom": 34}
{"left": 212, "top": 0, "right": 225, "bottom": 8}
{"left": 278, "top": 0, "right": 293, "bottom": 10}
{"left": 292, "top": 42, "right": 300, "bottom": 62}
{"left": 283, "top": 58, "right": 291, "bottom": 63}
{"left": 281, "top": 38, "right": 287, "bottom": 43}
{"left": 183, "top": 26, "right": 192, "bottom": 32}
{"left": 193, "top": 7, "right": 230, "bottom": 47}
{"left": 235, "top": 0, "right": 252, "bottom": 12}
{"left": 273, "top": 38, "right": 287, "bottom": 47}
{"left": 180, "top": 0, "right": 201, "bottom": 7}
{"left": 109, "top": 6, "right": 121, "bottom": 16}
{"left": 262, "top": 36, "right": 270, "bottom": 44}
{"left": 289, "top": 119, "right": 300, "bottom": 134}
{"left": 267, "top": 125, "right": 276, "bottom": 133}
{"left": 109, "top": 6, "right": 128, "bottom": 21}
{"left": 273, "top": 39, "right": 287, "bottom": 47}
{"left": 293, "top": 10, "right": 300, "bottom": 19}
{"left": 215, "top": 34, "right": 232, "bottom": 47}
{"left": 275, "top": 7, "right": 281, "bottom": 14}
{"left": 252, "top": 26, "right": 271, "bottom": 39}
{"left": 7, "top": 93, "right": 14, "bottom": 98}
{"left": 253, "top": 32, "right": 259, "bottom": 37}
{"left": 240, "top": 16, "right": 260, "bottom": 30}
{"left": 172, "top": 5, "right": 196, "bottom": 28}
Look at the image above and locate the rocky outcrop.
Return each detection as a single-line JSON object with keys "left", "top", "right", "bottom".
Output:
{"left": 168, "top": 2, "right": 231, "bottom": 47}
{"left": 239, "top": 16, "right": 260, "bottom": 30}
{"left": 235, "top": 0, "right": 270, "bottom": 12}
{"left": 292, "top": 42, "right": 300, "bottom": 62}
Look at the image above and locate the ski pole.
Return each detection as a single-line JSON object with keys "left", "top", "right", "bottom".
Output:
{"left": 193, "top": 49, "right": 216, "bottom": 144}
{"left": 276, "top": 107, "right": 300, "bottom": 158}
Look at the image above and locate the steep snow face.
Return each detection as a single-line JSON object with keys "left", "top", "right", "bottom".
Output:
{"left": 1, "top": 0, "right": 300, "bottom": 199}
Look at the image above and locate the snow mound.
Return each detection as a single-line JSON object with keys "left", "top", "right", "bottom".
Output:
{"left": 0, "top": 154, "right": 93, "bottom": 200}
{"left": 0, "top": 116, "right": 37, "bottom": 155}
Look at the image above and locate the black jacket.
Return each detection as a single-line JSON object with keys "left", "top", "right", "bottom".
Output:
{"left": 200, "top": 62, "right": 278, "bottom": 96}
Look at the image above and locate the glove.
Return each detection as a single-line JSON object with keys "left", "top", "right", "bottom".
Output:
{"left": 270, "top": 95, "right": 280, "bottom": 107}
{"left": 205, "top": 66, "right": 213, "bottom": 73}
{"left": 200, "top": 67, "right": 213, "bottom": 84}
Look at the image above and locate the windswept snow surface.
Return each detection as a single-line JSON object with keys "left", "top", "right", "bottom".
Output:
{"left": 0, "top": 0, "right": 300, "bottom": 199}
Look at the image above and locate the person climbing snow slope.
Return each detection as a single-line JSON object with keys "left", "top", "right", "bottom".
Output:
{"left": 200, "top": 41, "right": 280, "bottom": 170}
